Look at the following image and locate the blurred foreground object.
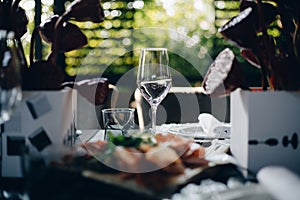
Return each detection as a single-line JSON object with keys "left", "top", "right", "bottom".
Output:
{"left": 0, "top": 0, "right": 23, "bottom": 124}
{"left": 257, "top": 166, "right": 300, "bottom": 200}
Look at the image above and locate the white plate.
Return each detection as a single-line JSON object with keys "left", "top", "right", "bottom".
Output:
{"left": 169, "top": 123, "right": 230, "bottom": 140}
{"left": 169, "top": 123, "right": 212, "bottom": 139}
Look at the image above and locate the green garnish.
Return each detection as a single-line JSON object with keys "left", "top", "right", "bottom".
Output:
{"left": 111, "top": 135, "right": 143, "bottom": 147}
{"left": 107, "top": 131, "right": 157, "bottom": 147}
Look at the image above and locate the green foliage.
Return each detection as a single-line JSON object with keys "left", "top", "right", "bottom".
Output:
{"left": 20, "top": 0, "right": 261, "bottom": 86}
{"left": 64, "top": 0, "right": 220, "bottom": 86}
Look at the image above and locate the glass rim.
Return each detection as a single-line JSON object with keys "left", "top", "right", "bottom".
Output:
{"left": 102, "top": 108, "right": 135, "bottom": 113}
{"left": 141, "top": 47, "right": 167, "bottom": 51}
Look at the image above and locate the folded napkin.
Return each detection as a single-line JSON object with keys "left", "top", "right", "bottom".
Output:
{"left": 198, "top": 113, "right": 231, "bottom": 138}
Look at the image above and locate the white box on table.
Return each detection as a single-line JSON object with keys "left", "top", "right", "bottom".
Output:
{"left": 230, "top": 89, "right": 300, "bottom": 175}
{"left": 1, "top": 89, "right": 77, "bottom": 178}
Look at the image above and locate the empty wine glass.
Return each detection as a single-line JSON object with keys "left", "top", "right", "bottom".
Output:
{"left": 0, "top": 30, "right": 22, "bottom": 125}
{"left": 137, "top": 48, "right": 172, "bottom": 134}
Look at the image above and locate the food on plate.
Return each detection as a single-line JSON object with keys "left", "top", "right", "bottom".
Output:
{"left": 52, "top": 133, "right": 208, "bottom": 192}
{"left": 82, "top": 133, "right": 207, "bottom": 170}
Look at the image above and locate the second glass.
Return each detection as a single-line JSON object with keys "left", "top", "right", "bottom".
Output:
{"left": 102, "top": 108, "right": 135, "bottom": 139}
{"left": 136, "top": 48, "right": 172, "bottom": 134}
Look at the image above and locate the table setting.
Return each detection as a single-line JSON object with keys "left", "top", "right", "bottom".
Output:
{"left": 1, "top": 42, "right": 300, "bottom": 200}
{"left": 1, "top": 41, "right": 300, "bottom": 200}
{"left": 12, "top": 47, "right": 247, "bottom": 200}
{"left": 24, "top": 122, "right": 239, "bottom": 200}
{"left": 0, "top": 47, "right": 240, "bottom": 200}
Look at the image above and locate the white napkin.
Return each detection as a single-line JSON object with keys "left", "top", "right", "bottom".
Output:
{"left": 198, "top": 113, "right": 231, "bottom": 138}
{"left": 198, "top": 113, "right": 222, "bottom": 134}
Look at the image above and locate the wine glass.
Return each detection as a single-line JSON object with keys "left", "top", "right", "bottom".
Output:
{"left": 137, "top": 48, "right": 172, "bottom": 134}
{"left": 0, "top": 30, "right": 22, "bottom": 125}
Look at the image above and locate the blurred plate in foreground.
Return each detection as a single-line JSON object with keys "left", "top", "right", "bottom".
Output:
{"left": 169, "top": 123, "right": 230, "bottom": 140}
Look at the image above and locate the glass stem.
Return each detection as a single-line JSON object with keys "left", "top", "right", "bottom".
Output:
{"left": 151, "top": 105, "right": 157, "bottom": 135}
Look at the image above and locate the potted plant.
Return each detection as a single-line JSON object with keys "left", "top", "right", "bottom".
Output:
{"left": 201, "top": 0, "right": 300, "bottom": 175}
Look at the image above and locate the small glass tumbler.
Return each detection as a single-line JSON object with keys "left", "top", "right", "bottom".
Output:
{"left": 102, "top": 108, "right": 135, "bottom": 139}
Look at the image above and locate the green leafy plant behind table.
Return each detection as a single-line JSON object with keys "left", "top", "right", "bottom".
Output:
{"left": 202, "top": 0, "right": 300, "bottom": 96}
{"left": 0, "top": 0, "right": 109, "bottom": 105}
{"left": 25, "top": 0, "right": 104, "bottom": 90}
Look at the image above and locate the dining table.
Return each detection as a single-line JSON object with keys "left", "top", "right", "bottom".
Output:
{"left": 29, "top": 124, "right": 244, "bottom": 200}
{"left": 0, "top": 124, "right": 280, "bottom": 200}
